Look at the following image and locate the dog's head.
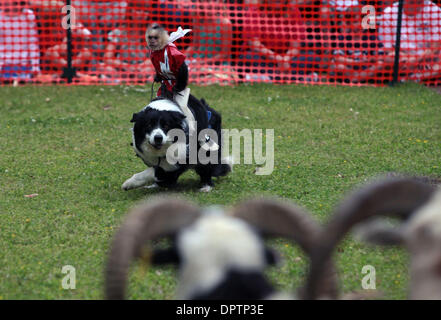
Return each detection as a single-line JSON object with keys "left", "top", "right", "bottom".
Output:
{"left": 131, "top": 99, "right": 187, "bottom": 156}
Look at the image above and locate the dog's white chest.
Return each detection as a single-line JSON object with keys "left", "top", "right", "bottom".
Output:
{"left": 134, "top": 146, "right": 179, "bottom": 172}
{"left": 158, "top": 158, "right": 179, "bottom": 171}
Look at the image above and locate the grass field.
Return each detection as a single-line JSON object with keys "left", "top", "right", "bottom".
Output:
{"left": 0, "top": 82, "right": 440, "bottom": 299}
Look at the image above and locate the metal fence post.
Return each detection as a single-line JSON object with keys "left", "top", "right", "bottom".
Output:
{"left": 61, "top": 0, "right": 77, "bottom": 83}
{"left": 390, "top": 0, "right": 404, "bottom": 86}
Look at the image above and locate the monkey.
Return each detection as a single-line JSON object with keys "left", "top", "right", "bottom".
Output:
{"left": 146, "top": 23, "right": 189, "bottom": 97}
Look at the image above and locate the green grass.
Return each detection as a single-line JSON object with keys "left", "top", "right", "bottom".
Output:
{"left": 0, "top": 82, "right": 440, "bottom": 299}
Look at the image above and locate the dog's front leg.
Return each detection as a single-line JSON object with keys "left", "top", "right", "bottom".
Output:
{"left": 195, "top": 166, "right": 214, "bottom": 192}
{"left": 121, "top": 167, "right": 155, "bottom": 190}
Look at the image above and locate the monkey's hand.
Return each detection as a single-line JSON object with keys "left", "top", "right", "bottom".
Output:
{"left": 154, "top": 74, "right": 162, "bottom": 82}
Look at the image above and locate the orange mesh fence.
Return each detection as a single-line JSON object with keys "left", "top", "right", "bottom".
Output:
{"left": 0, "top": 0, "right": 440, "bottom": 86}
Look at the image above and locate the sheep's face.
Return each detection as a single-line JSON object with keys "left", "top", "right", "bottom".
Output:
{"left": 175, "top": 212, "right": 275, "bottom": 299}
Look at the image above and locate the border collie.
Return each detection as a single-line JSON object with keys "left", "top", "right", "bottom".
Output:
{"left": 122, "top": 92, "right": 231, "bottom": 192}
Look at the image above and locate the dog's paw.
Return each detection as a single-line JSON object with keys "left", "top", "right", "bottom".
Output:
{"left": 121, "top": 177, "right": 144, "bottom": 191}
{"left": 122, "top": 169, "right": 155, "bottom": 191}
{"left": 199, "top": 185, "right": 212, "bottom": 193}
{"left": 121, "top": 178, "right": 136, "bottom": 191}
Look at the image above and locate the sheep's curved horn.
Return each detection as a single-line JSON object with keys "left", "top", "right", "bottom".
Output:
{"left": 305, "top": 177, "right": 436, "bottom": 299}
{"left": 105, "top": 197, "right": 202, "bottom": 300}
{"left": 230, "top": 198, "right": 338, "bottom": 299}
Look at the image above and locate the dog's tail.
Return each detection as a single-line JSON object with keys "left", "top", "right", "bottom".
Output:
{"left": 212, "top": 156, "right": 233, "bottom": 177}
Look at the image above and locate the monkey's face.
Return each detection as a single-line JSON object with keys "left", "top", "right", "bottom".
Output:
{"left": 147, "top": 33, "right": 160, "bottom": 50}
{"left": 146, "top": 31, "right": 166, "bottom": 51}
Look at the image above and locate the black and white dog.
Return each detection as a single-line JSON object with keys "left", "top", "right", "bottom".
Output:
{"left": 122, "top": 91, "right": 232, "bottom": 192}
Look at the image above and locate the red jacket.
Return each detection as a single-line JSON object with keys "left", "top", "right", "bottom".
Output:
{"left": 150, "top": 43, "right": 186, "bottom": 94}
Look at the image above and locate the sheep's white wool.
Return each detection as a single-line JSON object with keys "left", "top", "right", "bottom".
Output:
{"left": 144, "top": 100, "right": 183, "bottom": 114}
{"left": 408, "top": 189, "right": 441, "bottom": 236}
{"left": 176, "top": 214, "right": 266, "bottom": 299}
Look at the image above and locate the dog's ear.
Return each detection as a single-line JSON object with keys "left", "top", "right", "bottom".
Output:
{"left": 171, "top": 112, "right": 186, "bottom": 123}
{"left": 130, "top": 112, "right": 139, "bottom": 123}
{"left": 172, "top": 113, "right": 187, "bottom": 131}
